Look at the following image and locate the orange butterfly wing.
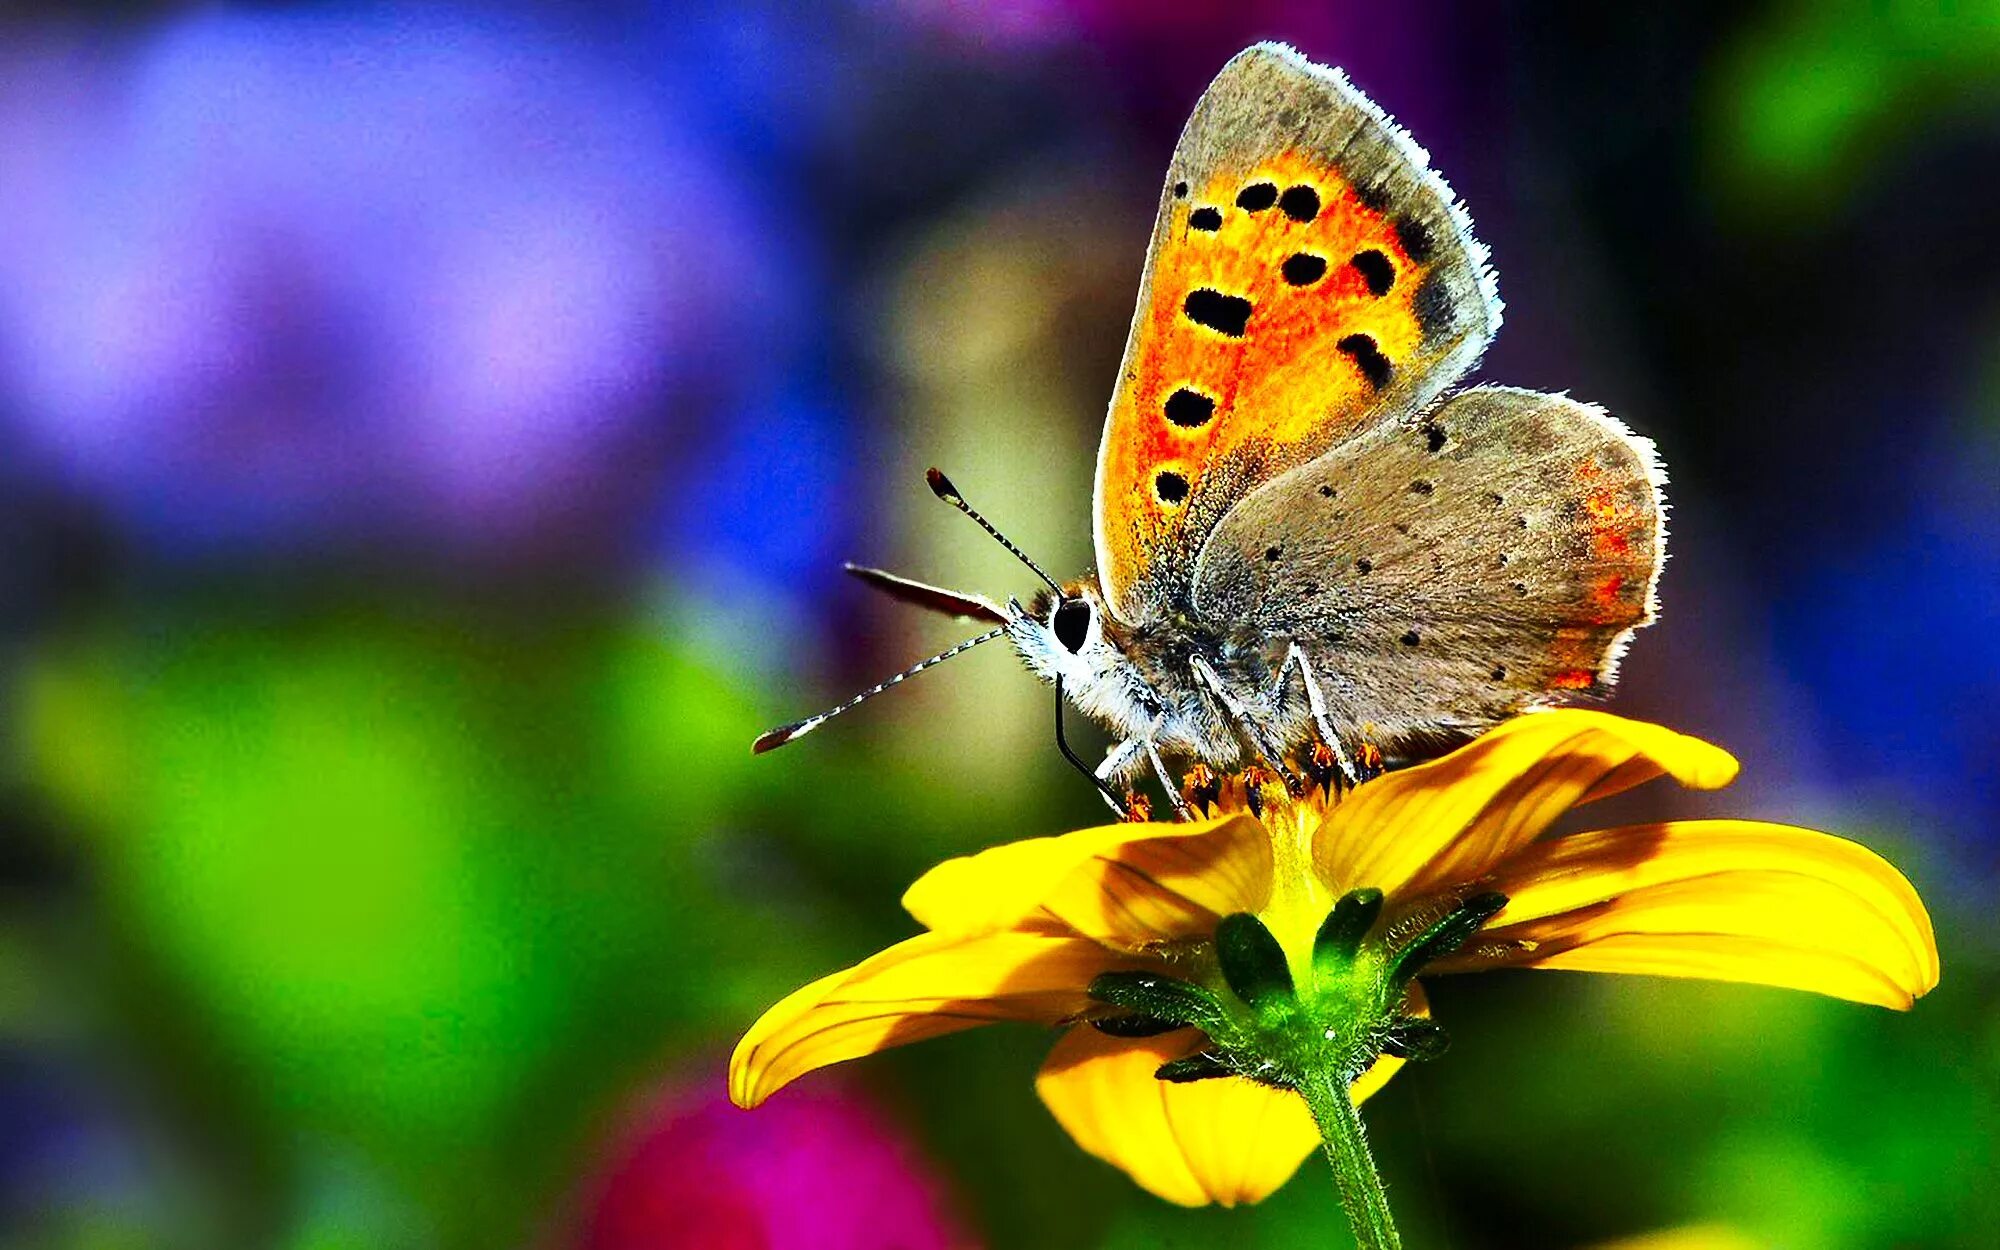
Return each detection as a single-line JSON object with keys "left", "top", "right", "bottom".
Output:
{"left": 1092, "top": 43, "right": 1503, "bottom": 623}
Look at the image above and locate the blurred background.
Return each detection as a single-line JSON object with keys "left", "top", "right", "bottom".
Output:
{"left": 0, "top": 2, "right": 1995, "bottom": 1247}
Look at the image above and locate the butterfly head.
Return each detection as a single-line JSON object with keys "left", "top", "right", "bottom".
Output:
{"left": 1006, "top": 579, "right": 1153, "bottom": 722}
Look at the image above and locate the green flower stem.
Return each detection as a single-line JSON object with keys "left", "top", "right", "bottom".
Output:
{"left": 1299, "top": 1066, "right": 1401, "bottom": 1250}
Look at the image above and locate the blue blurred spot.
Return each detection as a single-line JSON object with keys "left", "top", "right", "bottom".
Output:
{"left": 1777, "top": 488, "right": 2000, "bottom": 849}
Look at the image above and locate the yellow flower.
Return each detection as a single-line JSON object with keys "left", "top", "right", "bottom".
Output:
{"left": 729, "top": 710, "right": 1937, "bottom": 1208}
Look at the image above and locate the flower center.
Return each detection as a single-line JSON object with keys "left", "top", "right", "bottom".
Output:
{"left": 1095, "top": 762, "right": 1506, "bottom": 1089}
{"left": 1184, "top": 763, "right": 1342, "bottom": 976}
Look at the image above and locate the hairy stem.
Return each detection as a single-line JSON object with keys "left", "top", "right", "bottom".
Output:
{"left": 1299, "top": 1068, "right": 1401, "bottom": 1250}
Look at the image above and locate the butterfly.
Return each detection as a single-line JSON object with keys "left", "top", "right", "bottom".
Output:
{"left": 757, "top": 43, "right": 1665, "bottom": 818}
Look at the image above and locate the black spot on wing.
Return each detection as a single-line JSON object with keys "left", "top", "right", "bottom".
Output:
{"left": 1395, "top": 214, "right": 1435, "bottom": 264}
{"left": 1236, "top": 182, "right": 1277, "bottom": 212}
{"left": 1401, "top": 630, "right": 1421, "bottom": 647}
{"left": 1155, "top": 471, "right": 1189, "bottom": 504}
{"left": 1279, "top": 185, "right": 1320, "bottom": 222}
{"left": 1350, "top": 249, "right": 1394, "bottom": 297}
{"left": 1189, "top": 206, "right": 1222, "bottom": 232}
{"left": 1163, "top": 388, "right": 1215, "bottom": 428}
{"left": 1281, "top": 253, "right": 1327, "bottom": 286}
{"left": 1354, "top": 181, "right": 1392, "bottom": 212}
{"left": 1412, "top": 271, "right": 1454, "bottom": 336}
{"left": 1423, "top": 423, "right": 1447, "bottom": 453}
{"left": 1336, "top": 334, "right": 1392, "bottom": 388}
{"left": 1185, "top": 289, "right": 1252, "bottom": 337}
{"left": 1173, "top": 180, "right": 1189, "bottom": 199}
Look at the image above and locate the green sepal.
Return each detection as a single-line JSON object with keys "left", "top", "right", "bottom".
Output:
{"left": 1154, "top": 1052, "right": 1235, "bottom": 1083}
{"left": 1089, "top": 1013, "right": 1184, "bottom": 1038}
{"left": 1386, "top": 891, "right": 1507, "bottom": 987}
{"left": 1379, "top": 1018, "right": 1450, "bottom": 1062}
{"left": 1314, "top": 888, "right": 1385, "bottom": 970}
{"left": 1215, "top": 912, "right": 1295, "bottom": 1010}
{"left": 1087, "top": 971, "right": 1226, "bottom": 1032}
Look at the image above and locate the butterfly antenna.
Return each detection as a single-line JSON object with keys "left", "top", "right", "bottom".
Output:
{"left": 926, "top": 468, "right": 1063, "bottom": 594}
{"left": 752, "top": 626, "right": 1009, "bottom": 754}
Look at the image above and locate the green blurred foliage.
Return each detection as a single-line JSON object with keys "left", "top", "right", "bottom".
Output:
{"left": 1713, "top": 0, "right": 2000, "bottom": 215}
{"left": 1411, "top": 958, "right": 2000, "bottom": 1248}
{"left": 5, "top": 593, "right": 1103, "bottom": 1248}
{"left": 14, "top": 605, "right": 819, "bottom": 1245}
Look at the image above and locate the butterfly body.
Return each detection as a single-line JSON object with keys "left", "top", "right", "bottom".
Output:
{"left": 761, "top": 43, "right": 1668, "bottom": 811}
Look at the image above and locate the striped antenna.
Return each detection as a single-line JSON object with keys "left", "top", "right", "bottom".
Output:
{"left": 752, "top": 627, "right": 1010, "bottom": 754}
{"left": 926, "top": 468, "right": 1062, "bottom": 593}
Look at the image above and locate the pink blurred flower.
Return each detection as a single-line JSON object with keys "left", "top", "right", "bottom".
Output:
{"left": 570, "top": 1072, "right": 973, "bottom": 1250}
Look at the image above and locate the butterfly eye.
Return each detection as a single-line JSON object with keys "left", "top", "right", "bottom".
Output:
{"left": 1052, "top": 599, "right": 1092, "bottom": 654}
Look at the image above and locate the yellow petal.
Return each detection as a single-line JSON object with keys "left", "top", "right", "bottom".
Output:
{"left": 1034, "top": 1027, "right": 1315, "bottom": 1207}
{"left": 1033, "top": 986, "right": 1424, "bottom": 1207}
{"left": 902, "top": 814, "right": 1270, "bottom": 944}
{"left": 1430, "top": 821, "right": 1939, "bottom": 1009}
{"left": 730, "top": 931, "right": 1122, "bottom": 1108}
{"left": 1315, "top": 710, "right": 1739, "bottom": 901}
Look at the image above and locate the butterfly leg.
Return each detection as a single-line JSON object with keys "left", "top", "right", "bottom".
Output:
{"left": 1097, "top": 734, "right": 1193, "bottom": 821}
{"left": 1097, "top": 736, "right": 1146, "bottom": 780}
{"left": 1143, "top": 736, "right": 1197, "bottom": 822}
{"left": 1190, "top": 656, "right": 1304, "bottom": 794}
{"left": 1093, "top": 738, "right": 1146, "bottom": 817}
{"left": 1276, "top": 642, "right": 1357, "bottom": 783}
